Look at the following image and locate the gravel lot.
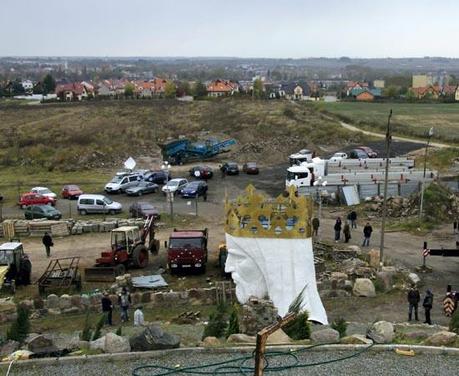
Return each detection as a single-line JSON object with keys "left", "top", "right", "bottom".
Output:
{"left": 4, "top": 348, "right": 459, "bottom": 376}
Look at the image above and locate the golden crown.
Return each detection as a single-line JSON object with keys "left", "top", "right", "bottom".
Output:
{"left": 225, "top": 185, "right": 313, "bottom": 239}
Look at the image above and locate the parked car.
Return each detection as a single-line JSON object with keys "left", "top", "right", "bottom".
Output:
{"left": 125, "top": 181, "right": 159, "bottom": 196}
{"left": 189, "top": 166, "right": 213, "bottom": 179}
{"left": 180, "top": 181, "right": 208, "bottom": 199}
{"left": 220, "top": 162, "right": 239, "bottom": 175}
{"left": 349, "top": 149, "right": 369, "bottom": 159}
{"left": 330, "top": 152, "right": 348, "bottom": 162}
{"left": 356, "top": 146, "right": 378, "bottom": 158}
{"left": 61, "top": 184, "right": 83, "bottom": 199}
{"left": 24, "top": 205, "right": 62, "bottom": 220}
{"left": 144, "top": 170, "right": 169, "bottom": 184}
{"left": 162, "top": 178, "right": 188, "bottom": 195}
{"left": 129, "top": 202, "right": 160, "bottom": 219}
{"left": 19, "top": 193, "right": 55, "bottom": 208}
{"left": 31, "top": 187, "right": 57, "bottom": 199}
{"left": 104, "top": 173, "right": 143, "bottom": 194}
{"left": 77, "top": 194, "right": 122, "bottom": 215}
{"left": 242, "top": 162, "right": 259, "bottom": 175}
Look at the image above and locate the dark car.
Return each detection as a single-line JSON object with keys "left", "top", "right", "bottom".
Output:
{"left": 129, "top": 202, "right": 160, "bottom": 219}
{"left": 144, "top": 171, "right": 169, "bottom": 185}
{"left": 356, "top": 146, "right": 378, "bottom": 158}
{"left": 221, "top": 162, "right": 239, "bottom": 175}
{"left": 243, "top": 162, "right": 259, "bottom": 175}
{"left": 189, "top": 166, "right": 213, "bottom": 179}
{"left": 61, "top": 184, "right": 83, "bottom": 199}
{"left": 180, "top": 181, "right": 208, "bottom": 199}
{"left": 349, "top": 149, "right": 369, "bottom": 159}
{"left": 24, "top": 205, "right": 62, "bottom": 220}
{"left": 125, "top": 181, "right": 159, "bottom": 196}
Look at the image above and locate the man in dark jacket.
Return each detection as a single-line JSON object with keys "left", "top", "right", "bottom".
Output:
{"left": 118, "top": 287, "right": 132, "bottom": 322}
{"left": 42, "top": 232, "right": 53, "bottom": 257}
{"left": 407, "top": 284, "right": 420, "bottom": 321}
{"left": 343, "top": 221, "right": 351, "bottom": 243}
{"left": 312, "top": 217, "right": 320, "bottom": 237}
{"left": 349, "top": 210, "right": 357, "bottom": 229}
{"left": 334, "top": 217, "right": 342, "bottom": 242}
{"left": 101, "top": 291, "right": 113, "bottom": 326}
{"left": 423, "top": 289, "right": 434, "bottom": 325}
{"left": 362, "top": 222, "right": 373, "bottom": 247}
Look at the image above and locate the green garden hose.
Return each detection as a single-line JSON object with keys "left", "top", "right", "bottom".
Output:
{"left": 132, "top": 341, "right": 374, "bottom": 375}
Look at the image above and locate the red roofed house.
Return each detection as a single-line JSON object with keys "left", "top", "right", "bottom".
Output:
{"left": 206, "top": 79, "right": 239, "bottom": 97}
{"left": 411, "top": 85, "right": 440, "bottom": 99}
{"left": 345, "top": 81, "right": 369, "bottom": 96}
{"left": 55, "top": 83, "right": 88, "bottom": 101}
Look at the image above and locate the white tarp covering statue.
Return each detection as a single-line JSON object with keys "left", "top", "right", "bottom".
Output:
{"left": 224, "top": 185, "right": 328, "bottom": 325}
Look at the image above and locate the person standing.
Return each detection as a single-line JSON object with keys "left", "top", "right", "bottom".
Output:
{"left": 101, "top": 291, "right": 113, "bottom": 326}
{"left": 407, "top": 284, "right": 420, "bottom": 321}
{"left": 423, "top": 289, "right": 434, "bottom": 325}
{"left": 312, "top": 217, "right": 320, "bottom": 237}
{"left": 349, "top": 210, "right": 357, "bottom": 229}
{"left": 42, "top": 232, "right": 53, "bottom": 258}
{"left": 362, "top": 222, "right": 373, "bottom": 247}
{"left": 343, "top": 221, "right": 351, "bottom": 243}
{"left": 334, "top": 217, "right": 342, "bottom": 242}
{"left": 454, "top": 219, "right": 458, "bottom": 234}
{"left": 118, "top": 287, "right": 131, "bottom": 322}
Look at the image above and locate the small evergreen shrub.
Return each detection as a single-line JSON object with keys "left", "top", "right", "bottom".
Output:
{"left": 225, "top": 305, "right": 240, "bottom": 338}
{"left": 449, "top": 308, "right": 459, "bottom": 334}
{"left": 284, "top": 311, "right": 311, "bottom": 340}
{"left": 92, "top": 314, "right": 106, "bottom": 341}
{"left": 81, "top": 311, "right": 93, "bottom": 341}
{"left": 331, "top": 318, "right": 348, "bottom": 338}
{"left": 115, "top": 327, "right": 122, "bottom": 336}
{"left": 6, "top": 306, "right": 30, "bottom": 343}
{"left": 202, "top": 303, "right": 227, "bottom": 339}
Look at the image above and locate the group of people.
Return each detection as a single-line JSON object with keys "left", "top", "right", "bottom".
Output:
{"left": 312, "top": 210, "right": 374, "bottom": 246}
{"left": 101, "top": 287, "right": 146, "bottom": 327}
{"left": 407, "top": 284, "right": 434, "bottom": 324}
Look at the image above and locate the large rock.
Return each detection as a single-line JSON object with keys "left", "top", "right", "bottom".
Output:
{"left": 267, "top": 329, "right": 292, "bottom": 344}
{"left": 341, "top": 334, "right": 373, "bottom": 345}
{"left": 353, "top": 278, "right": 376, "bottom": 297}
{"left": 90, "top": 333, "right": 131, "bottom": 353}
{"left": 408, "top": 273, "right": 421, "bottom": 285}
{"left": 227, "top": 333, "right": 256, "bottom": 344}
{"left": 46, "top": 294, "right": 59, "bottom": 309}
{"left": 310, "top": 328, "right": 340, "bottom": 344}
{"left": 50, "top": 332, "right": 81, "bottom": 352}
{"left": 367, "top": 321, "right": 395, "bottom": 344}
{"left": 368, "top": 249, "right": 380, "bottom": 268}
{"left": 424, "top": 331, "right": 458, "bottom": 346}
{"left": 59, "top": 294, "right": 72, "bottom": 310}
{"left": 201, "top": 336, "right": 221, "bottom": 347}
{"left": 129, "top": 325, "right": 180, "bottom": 351}
{"left": 341, "top": 258, "right": 368, "bottom": 275}
{"left": 27, "top": 334, "right": 60, "bottom": 355}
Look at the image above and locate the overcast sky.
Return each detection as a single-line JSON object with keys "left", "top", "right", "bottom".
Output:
{"left": 2, "top": 0, "right": 458, "bottom": 58}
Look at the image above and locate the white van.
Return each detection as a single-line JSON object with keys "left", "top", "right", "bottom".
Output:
{"left": 104, "top": 173, "right": 143, "bottom": 194}
{"left": 77, "top": 194, "right": 122, "bottom": 215}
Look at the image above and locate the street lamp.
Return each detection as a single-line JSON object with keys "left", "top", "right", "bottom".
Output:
{"left": 161, "top": 161, "right": 171, "bottom": 180}
{"left": 420, "top": 127, "right": 434, "bottom": 218}
{"left": 313, "top": 178, "right": 327, "bottom": 238}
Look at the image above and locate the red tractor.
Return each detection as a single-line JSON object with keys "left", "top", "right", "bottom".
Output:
{"left": 85, "top": 216, "right": 159, "bottom": 281}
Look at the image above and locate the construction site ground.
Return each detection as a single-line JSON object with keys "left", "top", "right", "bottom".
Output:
{"left": 7, "top": 147, "right": 457, "bottom": 329}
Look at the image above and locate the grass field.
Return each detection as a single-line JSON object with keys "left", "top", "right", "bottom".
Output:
{"left": 312, "top": 102, "right": 459, "bottom": 144}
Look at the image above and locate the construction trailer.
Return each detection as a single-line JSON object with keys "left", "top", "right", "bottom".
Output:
{"left": 0, "top": 242, "right": 32, "bottom": 294}
{"left": 160, "top": 137, "right": 236, "bottom": 165}
{"left": 37, "top": 256, "right": 81, "bottom": 295}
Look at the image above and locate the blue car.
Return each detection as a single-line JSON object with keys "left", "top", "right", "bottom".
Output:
{"left": 180, "top": 181, "right": 208, "bottom": 200}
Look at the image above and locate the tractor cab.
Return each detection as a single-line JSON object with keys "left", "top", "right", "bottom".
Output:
{"left": 111, "top": 226, "right": 141, "bottom": 252}
{"left": 0, "top": 242, "right": 32, "bottom": 293}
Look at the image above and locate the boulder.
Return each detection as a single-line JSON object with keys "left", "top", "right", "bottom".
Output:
{"left": 368, "top": 249, "right": 380, "bottom": 268}
{"left": 310, "top": 328, "right": 340, "bottom": 344}
{"left": 403, "top": 331, "right": 430, "bottom": 341}
{"left": 0, "top": 299, "right": 17, "bottom": 315}
{"left": 90, "top": 333, "right": 131, "bottom": 353}
{"left": 267, "top": 329, "right": 292, "bottom": 344}
{"left": 330, "top": 272, "right": 348, "bottom": 281}
{"left": 408, "top": 273, "right": 421, "bottom": 286}
{"left": 340, "top": 334, "right": 373, "bottom": 345}
{"left": 129, "top": 325, "right": 180, "bottom": 351}
{"left": 341, "top": 258, "right": 368, "bottom": 275}
{"left": 227, "top": 334, "right": 256, "bottom": 344}
{"left": 201, "top": 336, "right": 221, "bottom": 347}
{"left": 367, "top": 321, "right": 395, "bottom": 344}
{"left": 27, "top": 334, "right": 60, "bottom": 356}
{"left": 0, "top": 340, "right": 20, "bottom": 357}
{"left": 346, "top": 245, "right": 362, "bottom": 255}
{"left": 352, "top": 278, "right": 376, "bottom": 297}
{"left": 424, "top": 331, "right": 458, "bottom": 346}
{"left": 33, "top": 297, "right": 44, "bottom": 310}
{"left": 46, "top": 294, "right": 59, "bottom": 309}
{"left": 51, "top": 332, "right": 81, "bottom": 352}
{"left": 18, "top": 300, "right": 34, "bottom": 311}
{"left": 70, "top": 295, "right": 82, "bottom": 307}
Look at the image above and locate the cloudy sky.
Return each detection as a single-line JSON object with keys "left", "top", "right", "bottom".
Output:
{"left": 2, "top": 0, "right": 458, "bottom": 58}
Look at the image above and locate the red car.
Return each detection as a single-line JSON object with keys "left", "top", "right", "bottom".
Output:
{"left": 61, "top": 184, "right": 83, "bottom": 199}
{"left": 243, "top": 162, "right": 259, "bottom": 175}
{"left": 19, "top": 193, "right": 56, "bottom": 208}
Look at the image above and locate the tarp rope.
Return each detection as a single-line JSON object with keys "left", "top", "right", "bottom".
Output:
{"left": 132, "top": 341, "right": 374, "bottom": 375}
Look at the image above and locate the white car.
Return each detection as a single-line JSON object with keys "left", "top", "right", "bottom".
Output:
{"left": 162, "top": 178, "right": 188, "bottom": 195}
{"left": 330, "top": 152, "right": 348, "bottom": 162}
{"left": 31, "top": 187, "right": 57, "bottom": 199}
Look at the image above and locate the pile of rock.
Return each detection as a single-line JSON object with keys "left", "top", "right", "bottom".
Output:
{"left": 240, "top": 297, "right": 278, "bottom": 336}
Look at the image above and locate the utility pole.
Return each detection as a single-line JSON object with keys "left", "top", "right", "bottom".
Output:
{"left": 379, "top": 109, "right": 393, "bottom": 267}
{"left": 419, "top": 127, "right": 434, "bottom": 219}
